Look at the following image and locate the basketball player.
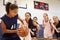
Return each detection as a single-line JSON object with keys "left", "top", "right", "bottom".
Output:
{"left": 1, "top": 2, "right": 23, "bottom": 40}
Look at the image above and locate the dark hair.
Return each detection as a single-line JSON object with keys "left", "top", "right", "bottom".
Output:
{"left": 25, "top": 12, "right": 31, "bottom": 16}
{"left": 25, "top": 12, "right": 33, "bottom": 28}
{"left": 28, "top": 18, "right": 33, "bottom": 28}
{"left": 5, "top": 2, "right": 18, "bottom": 14}
{"left": 33, "top": 17, "right": 37, "bottom": 19}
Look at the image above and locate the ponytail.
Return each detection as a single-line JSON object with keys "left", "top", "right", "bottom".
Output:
{"left": 28, "top": 18, "right": 33, "bottom": 28}
{"left": 5, "top": 2, "right": 11, "bottom": 14}
{"left": 5, "top": 2, "right": 18, "bottom": 14}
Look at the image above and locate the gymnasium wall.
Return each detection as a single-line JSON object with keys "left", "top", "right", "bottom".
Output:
{"left": 0, "top": 0, "right": 60, "bottom": 40}
{"left": 0, "top": 0, "right": 60, "bottom": 24}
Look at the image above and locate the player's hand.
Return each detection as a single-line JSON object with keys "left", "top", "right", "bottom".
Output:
{"left": 56, "top": 30, "right": 60, "bottom": 33}
{"left": 31, "top": 31, "right": 34, "bottom": 35}
{"left": 17, "top": 28, "right": 23, "bottom": 35}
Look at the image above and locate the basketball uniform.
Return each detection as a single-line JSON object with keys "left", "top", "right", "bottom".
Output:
{"left": 1, "top": 14, "right": 21, "bottom": 40}
{"left": 22, "top": 20, "right": 31, "bottom": 40}
{"left": 30, "top": 22, "right": 38, "bottom": 37}
{"left": 43, "top": 20, "right": 53, "bottom": 39}
{"left": 54, "top": 21, "right": 60, "bottom": 38}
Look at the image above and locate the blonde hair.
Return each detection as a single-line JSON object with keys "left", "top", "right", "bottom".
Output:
{"left": 43, "top": 13, "right": 48, "bottom": 16}
{"left": 53, "top": 16, "right": 58, "bottom": 19}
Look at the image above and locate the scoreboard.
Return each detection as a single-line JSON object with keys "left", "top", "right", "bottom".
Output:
{"left": 34, "top": 1, "right": 49, "bottom": 11}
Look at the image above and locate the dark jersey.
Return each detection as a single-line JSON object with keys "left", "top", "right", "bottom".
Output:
{"left": 53, "top": 21, "right": 60, "bottom": 38}
{"left": 1, "top": 14, "right": 20, "bottom": 40}
{"left": 1, "top": 14, "right": 18, "bottom": 30}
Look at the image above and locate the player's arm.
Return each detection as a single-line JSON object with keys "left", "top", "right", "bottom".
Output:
{"left": 18, "top": 16, "right": 23, "bottom": 24}
{"left": 51, "top": 22, "right": 59, "bottom": 33}
{"left": 1, "top": 20, "right": 17, "bottom": 33}
{"left": 33, "top": 22, "right": 40, "bottom": 30}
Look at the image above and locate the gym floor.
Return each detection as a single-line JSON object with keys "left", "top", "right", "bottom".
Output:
{"left": 37, "top": 38, "right": 57, "bottom": 40}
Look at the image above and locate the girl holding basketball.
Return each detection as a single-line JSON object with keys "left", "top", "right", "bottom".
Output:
{"left": 43, "top": 13, "right": 59, "bottom": 40}
{"left": 53, "top": 16, "right": 60, "bottom": 40}
{"left": 19, "top": 12, "right": 33, "bottom": 40}
{"left": 21, "top": 12, "right": 32, "bottom": 40}
{"left": 1, "top": 2, "right": 23, "bottom": 40}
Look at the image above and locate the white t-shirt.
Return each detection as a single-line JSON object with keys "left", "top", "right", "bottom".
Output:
{"left": 23, "top": 20, "right": 31, "bottom": 40}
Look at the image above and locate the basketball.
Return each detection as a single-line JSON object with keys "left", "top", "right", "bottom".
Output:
{"left": 18, "top": 24, "right": 29, "bottom": 37}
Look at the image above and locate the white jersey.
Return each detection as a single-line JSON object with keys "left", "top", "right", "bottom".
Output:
{"left": 23, "top": 20, "right": 31, "bottom": 40}
{"left": 43, "top": 20, "right": 53, "bottom": 38}
{"left": 44, "top": 20, "right": 51, "bottom": 33}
